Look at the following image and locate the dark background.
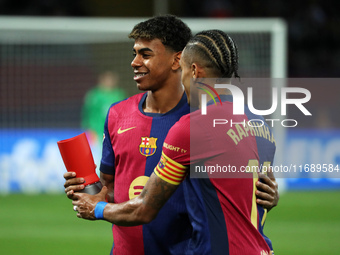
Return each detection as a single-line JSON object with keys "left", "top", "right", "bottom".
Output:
{"left": 1, "top": 0, "right": 338, "bottom": 129}
{"left": 1, "top": 0, "right": 339, "bottom": 78}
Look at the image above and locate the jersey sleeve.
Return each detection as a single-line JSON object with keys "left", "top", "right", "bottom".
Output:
{"left": 153, "top": 115, "right": 190, "bottom": 185}
{"left": 154, "top": 152, "right": 187, "bottom": 185}
{"left": 99, "top": 107, "right": 115, "bottom": 175}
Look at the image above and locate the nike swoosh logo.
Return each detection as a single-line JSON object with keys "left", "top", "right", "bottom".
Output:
{"left": 117, "top": 126, "right": 136, "bottom": 134}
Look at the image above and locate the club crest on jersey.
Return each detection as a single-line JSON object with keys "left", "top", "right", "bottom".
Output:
{"left": 158, "top": 155, "right": 167, "bottom": 169}
{"left": 139, "top": 137, "right": 158, "bottom": 157}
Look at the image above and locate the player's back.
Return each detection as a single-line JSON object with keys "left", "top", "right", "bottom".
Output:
{"left": 183, "top": 96, "right": 274, "bottom": 254}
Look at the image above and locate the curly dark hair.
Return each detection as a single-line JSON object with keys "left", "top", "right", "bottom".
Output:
{"left": 184, "top": 29, "right": 240, "bottom": 78}
{"left": 128, "top": 14, "right": 192, "bottom": 52}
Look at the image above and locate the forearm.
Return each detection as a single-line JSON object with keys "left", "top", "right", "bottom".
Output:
{"left": 105, "top": 186, "right": 114, "bottom": 203}
{"left": 101, "top": 172, "right": 178, "bottom": 226}
{"left": 102, "top": 194, "right": 157, "bottom": 226}
{"left": 100, "top": 172, "right": 115, "bottom": 202}
{"left": 74, "top": 173, "right": 178, "bottom": 225}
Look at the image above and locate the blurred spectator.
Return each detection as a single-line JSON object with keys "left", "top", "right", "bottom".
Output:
{"left": 81, "top": 71, "right": 126, "bottom": 142}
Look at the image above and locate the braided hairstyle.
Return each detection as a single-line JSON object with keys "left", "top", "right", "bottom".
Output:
{"left": 129, "top": 15, "right": 192, "bottom": 53}
{"left": 183, "top": 30, "right": 240, "bottom": 78}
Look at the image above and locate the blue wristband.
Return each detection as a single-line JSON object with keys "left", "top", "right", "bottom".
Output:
{"left": 94, "top": 202, "right": 108, "bottom": 219}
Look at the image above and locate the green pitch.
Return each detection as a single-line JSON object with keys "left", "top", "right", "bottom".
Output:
{"left": 1, "top": 191, "right": 339, "bottom": 254}
{"left": 265, "top": 191, "right": 340, "bottom": 254}
{"left": 0, "top": 194, "right": 112, "bottom": 254}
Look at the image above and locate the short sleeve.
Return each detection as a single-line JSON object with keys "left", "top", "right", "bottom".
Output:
{"left": 99, "top": 108, "right": 115, "bottom": 175}
{"left": 162, "top": 114, "right": 190, "bottom": 166}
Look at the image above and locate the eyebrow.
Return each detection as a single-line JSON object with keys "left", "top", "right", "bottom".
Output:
{"left": 132, "top": 47, "right": 153, "bottom": 54}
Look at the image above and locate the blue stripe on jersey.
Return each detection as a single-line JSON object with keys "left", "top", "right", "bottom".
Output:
{"left": 183, "top": 173, "right": 229, "bottom": 255}
{"left": 140, "top": 93, "right": 192, "bottom": 254}
{"left": 198, "top": 177, "right": 230, "bottom": 255}
{"left": 183, "top": 176, "right": 213, "bottom": 255}
{"left": 145, "top": 93, "right": 189, "bottom": 176}
{"left": 100, "top": 100, "right": 127, "bottom": 174}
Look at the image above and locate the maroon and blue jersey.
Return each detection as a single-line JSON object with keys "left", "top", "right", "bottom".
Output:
{"left": 155, "top": 95, "right": 275, "bottom": 255}
{"left": 100, "top": 92, "right": 192, "bottom": 255}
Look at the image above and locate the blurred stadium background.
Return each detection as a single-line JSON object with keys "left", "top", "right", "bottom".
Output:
{"left": 0, "top": 1, "right": 339, "bottom": 254}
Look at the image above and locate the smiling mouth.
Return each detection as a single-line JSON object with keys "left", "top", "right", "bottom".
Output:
{"left": 134, "top": 73, "right": 148, "bottom": 80}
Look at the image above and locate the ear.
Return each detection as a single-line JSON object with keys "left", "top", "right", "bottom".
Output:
{"left": 192, "top": 63, "right": 205, "bottom": 79}
{"left": 171, "top": 51, "right": 182, "bottom": 71}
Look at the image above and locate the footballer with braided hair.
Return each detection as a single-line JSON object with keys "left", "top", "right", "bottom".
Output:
{"left": 183, "top": 29, "right": 240, "bottom": 78}
{"left": 71, "top": 29, "right": 279, "bottom": 255}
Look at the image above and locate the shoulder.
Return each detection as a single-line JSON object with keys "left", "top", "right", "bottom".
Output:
{"left": 162, "top": 114, "right": 190, "bottom": 165}
{"left": 107, "top": 93, "right": 145, "bottom": 116}
{"left": 169, "top": 114, "right": 190, "bottom": 137}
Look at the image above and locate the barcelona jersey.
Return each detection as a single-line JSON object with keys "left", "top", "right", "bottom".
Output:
{"left": 100, "top": 92, "right": 191, "bottom": 255}
{"left": 156, "top": 95, "right": 275, "bottom": 255}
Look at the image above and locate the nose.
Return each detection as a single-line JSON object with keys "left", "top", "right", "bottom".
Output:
{"left": 131, "top": 54, "right": 142, "bottom": 68}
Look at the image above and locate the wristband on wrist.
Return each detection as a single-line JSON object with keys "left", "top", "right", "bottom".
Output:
{"left": 94, "top": 201, "right": 108, "bottom": 219}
